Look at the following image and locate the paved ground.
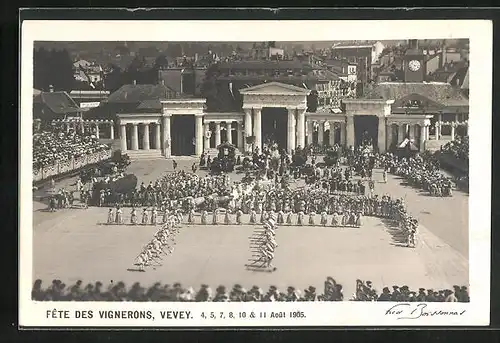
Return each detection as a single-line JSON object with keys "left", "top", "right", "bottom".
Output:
{"left": 32, "top": 158, "right": 469, "bottom": 297}
{"left": 33, "top": 207, "right": 468, "bottom": 298}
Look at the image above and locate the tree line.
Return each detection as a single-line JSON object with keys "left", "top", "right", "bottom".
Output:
{"left": 33, "top": 47, "right": 172, "bottom": 93}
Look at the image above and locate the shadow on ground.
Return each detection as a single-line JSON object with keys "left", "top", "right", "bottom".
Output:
{"left": 380, "top": 218, "right": 408, "bottom": 248}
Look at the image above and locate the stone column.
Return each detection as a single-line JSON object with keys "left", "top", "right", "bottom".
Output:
{"left": 451, "top": 123, "right": 456, "bottom": 141}
{"left": 238, "top": 122, "right": 245, "bottom": 150}
{"left": 398, "top": 124, "right": 405, "bottom": 143}
{"left": 420, "top": 124, "right": 426, "bottom": 152}
{"left": 142, "top": 123, "right": 150, "bottom": 150}
{"left": 132, "top": 123, "right": 139, "bottom": 150}
{"left": 244, "top": 109, "right": 253, "bottom": 153}
{"left": 306, "top": 120, "right": 314, "bottom": 145}
{"left": 162, "top": 116, "right": 171, "bottom": 157}
{"left": 155, "top": 123, "right": 161, "bottom": 149}
{"left": 110, "top": 122, "right": 115, "bottom": 140}
{"left": 204, "top": 122, "right": 210, "bottom": 151}
{"left": 287, "top": 108, "right": 296, "bottom": 152}
{"left": 409, "top": 124, "right": 415, "bottom": 141}
{"left": 296, "top": 109, "right": 306, "bottom": 149}
{"left": 346, "top": 116, "right": 355, "bottom": 148}
{"left": 226, "top": 121, "right": 233, "bottom": 145}
{"left": 385, "top": 123, "right": 391, "bottom": 151}
{"left": 95, "top": 123, "right": 100, "bottom": 139}
{"left": 253, "top": 108, "right": 262, "bottom": 152}
{"left": 215, "top": 122, "right": 221, "bottom": 147}
{"left": 340, "top": 122, "right": 346, "bottom": 146}
{"left": 329, "top": 121, "right": 336, "bottom": 145}
{"left": 195, "top": 115, "right": 203, "bottom": 156}
{"left": 377, "top": 117, "right": 386, "bottom": 153}
{"left": 120, "top": 124, "right": 127, "bottom": 151}
{"left": 317, "top": 122, "right": 324, "bottom": 146}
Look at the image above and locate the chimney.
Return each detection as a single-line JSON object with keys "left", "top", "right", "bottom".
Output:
{"left": 133, "top": 80, "right": 137, "bottom": 85}
{"left": 49, "top": 85, "right": 54, "bottom": 92}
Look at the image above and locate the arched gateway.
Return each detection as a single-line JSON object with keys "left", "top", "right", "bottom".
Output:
{"left": 117, "top": 81, "right": 435, "bottom": 158}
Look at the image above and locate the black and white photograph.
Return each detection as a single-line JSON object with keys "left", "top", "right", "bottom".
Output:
{"left": 20, "top": 20, "right": 491, "bottom": 327}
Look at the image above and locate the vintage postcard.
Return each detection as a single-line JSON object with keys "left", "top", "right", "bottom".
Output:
{"left": 20, "top": 19, "right": 491, "bottom": 327}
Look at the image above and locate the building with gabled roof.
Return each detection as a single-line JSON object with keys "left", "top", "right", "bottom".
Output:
{"left": 33, "top": 88, "right": 83, "bottom": 120}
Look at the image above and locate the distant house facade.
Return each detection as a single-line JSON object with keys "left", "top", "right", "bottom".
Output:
{"left": 331, "top": 41, "right": 385, "bottom": 84}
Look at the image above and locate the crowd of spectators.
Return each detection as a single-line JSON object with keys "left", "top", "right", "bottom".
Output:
{"left": 380, "top": 153, "right": 454, "bottom": 196}
{"left": 32, "top": 278, "right": 469, "bottom": 302}
{"left": 440, "top": 135, "right": 469, "bottom": 164}
{"left": 33, "top": 127, "right": 111, "bottom": 170}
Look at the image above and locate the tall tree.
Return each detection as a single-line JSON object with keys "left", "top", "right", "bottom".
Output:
{"left": 154, "top": 54, "right": 169, "bottom": 70}
{"left": 105, "top": 65, "right": 124, "bottom": 93}
{"left": 57, "top": 49, "right": 76, "bottom": 92}
{"left": 125, "top": 56, "right": 146, "bottom": 84}
{"left": 33, "top": 47, "right": 49, "bottom": 90}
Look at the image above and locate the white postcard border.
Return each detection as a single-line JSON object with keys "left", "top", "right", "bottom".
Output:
{"left": 20, "top": 19, "right": 492, "bottom": 327}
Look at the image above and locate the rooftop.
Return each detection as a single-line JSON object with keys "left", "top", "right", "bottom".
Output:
{"left": 105, "top": 84, "right": 180, "bottom": 110}
{"left": 217, "top": 60, "right": 311, "bottom": 70}
{"left": 332, "top": 41, "right": 379, "bottom": 49}
{"left": 363, "top": 82, "right": 469, "bottom": 107}
{"left": 33, "top": 91, "right": 81, "bottom": 115}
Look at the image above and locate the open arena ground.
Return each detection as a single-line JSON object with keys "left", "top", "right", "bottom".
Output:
{"left": 32, "top": 158, "right": 469, "bottom": 298}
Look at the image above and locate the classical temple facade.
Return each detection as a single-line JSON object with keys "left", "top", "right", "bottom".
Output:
{"left": 116, "top": 80, "right": 469, "bottom": 157}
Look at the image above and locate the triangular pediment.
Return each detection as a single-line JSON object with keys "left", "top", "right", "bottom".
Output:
{"left": 393, "top": 93, "right": 445, "bottom": 111}
{"left": 239, "top": 81, "right": 310, "bottom": 95}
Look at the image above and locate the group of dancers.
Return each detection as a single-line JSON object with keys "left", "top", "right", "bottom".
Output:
{"left": 247, "top": 213, "right": 279, "bottom": 271}
{"left": 134, "top": 210, "right": 184, "bottom": 271}
{"left": 106, "top": 206, "right": 182, "bottom": 226}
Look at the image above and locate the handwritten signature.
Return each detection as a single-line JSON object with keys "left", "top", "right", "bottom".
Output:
{"left": 385, "top": 303, "right": 466, "bottom": 319}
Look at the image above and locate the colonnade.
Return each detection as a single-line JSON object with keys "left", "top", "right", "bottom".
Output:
{"left": 203, "top": 120, "right": 245, "bottom": 151}
{"left": 116, "top": 112, "right": 468, "bottom": 157}
{"left": 119, "top": 122, "right": 163, "bottom": 152}
{"left": 119, "top": 116, "right": 240, "bottom": 157}
{"left": 306, "top": 120, "right": 347, "bottom": 147}
{"left": 434, "top": 121, "right": 468, "bottom": 141}
{"left": 387, "top": 122, "right": 430, "bottom": 152}
{"left": 51, "top": 119, "right": 114, "bottom": 139}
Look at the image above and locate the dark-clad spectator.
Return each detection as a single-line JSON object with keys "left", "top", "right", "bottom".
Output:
{"left": 303, "top": 286, "right": 317, "bottom": 301}
{"left": 416, "top": 288, "right": 427, "bottom": 302}
{"left": 391, "top": 286, "right": 401, "bottom": 301}
{"left": 459, "top": 286, "right": 470, "bottom": 302}
{"left": 213, "top": 285, "right": 229, "bottom": 302}
{"left": 377, "top": 287, "right": 391, "bottom": 301}
{"left": 31, "top": 279, "right": 45, "bottom": 301}
{"left": 195, "top": 284, "right": 212, "bottom": 302}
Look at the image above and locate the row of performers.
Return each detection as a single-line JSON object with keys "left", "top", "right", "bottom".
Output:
{"left": 106, "top": 206, "right": 363, "bottom": 228}
{"left": 134, "top": 212, "right": 183, "bottom": 271}
{"left": 107, "top": 193, "right": 409, "bottom": 225}
{"left": 247, "top": 215, "right": 279, "bottom": 271}
{"left": 232, "top": 192, "right": 397, "bottom": 218}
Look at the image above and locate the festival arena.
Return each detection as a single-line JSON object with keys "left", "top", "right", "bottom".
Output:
{"left": 32, "top": 146, "right": 469, "bottom": 302}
